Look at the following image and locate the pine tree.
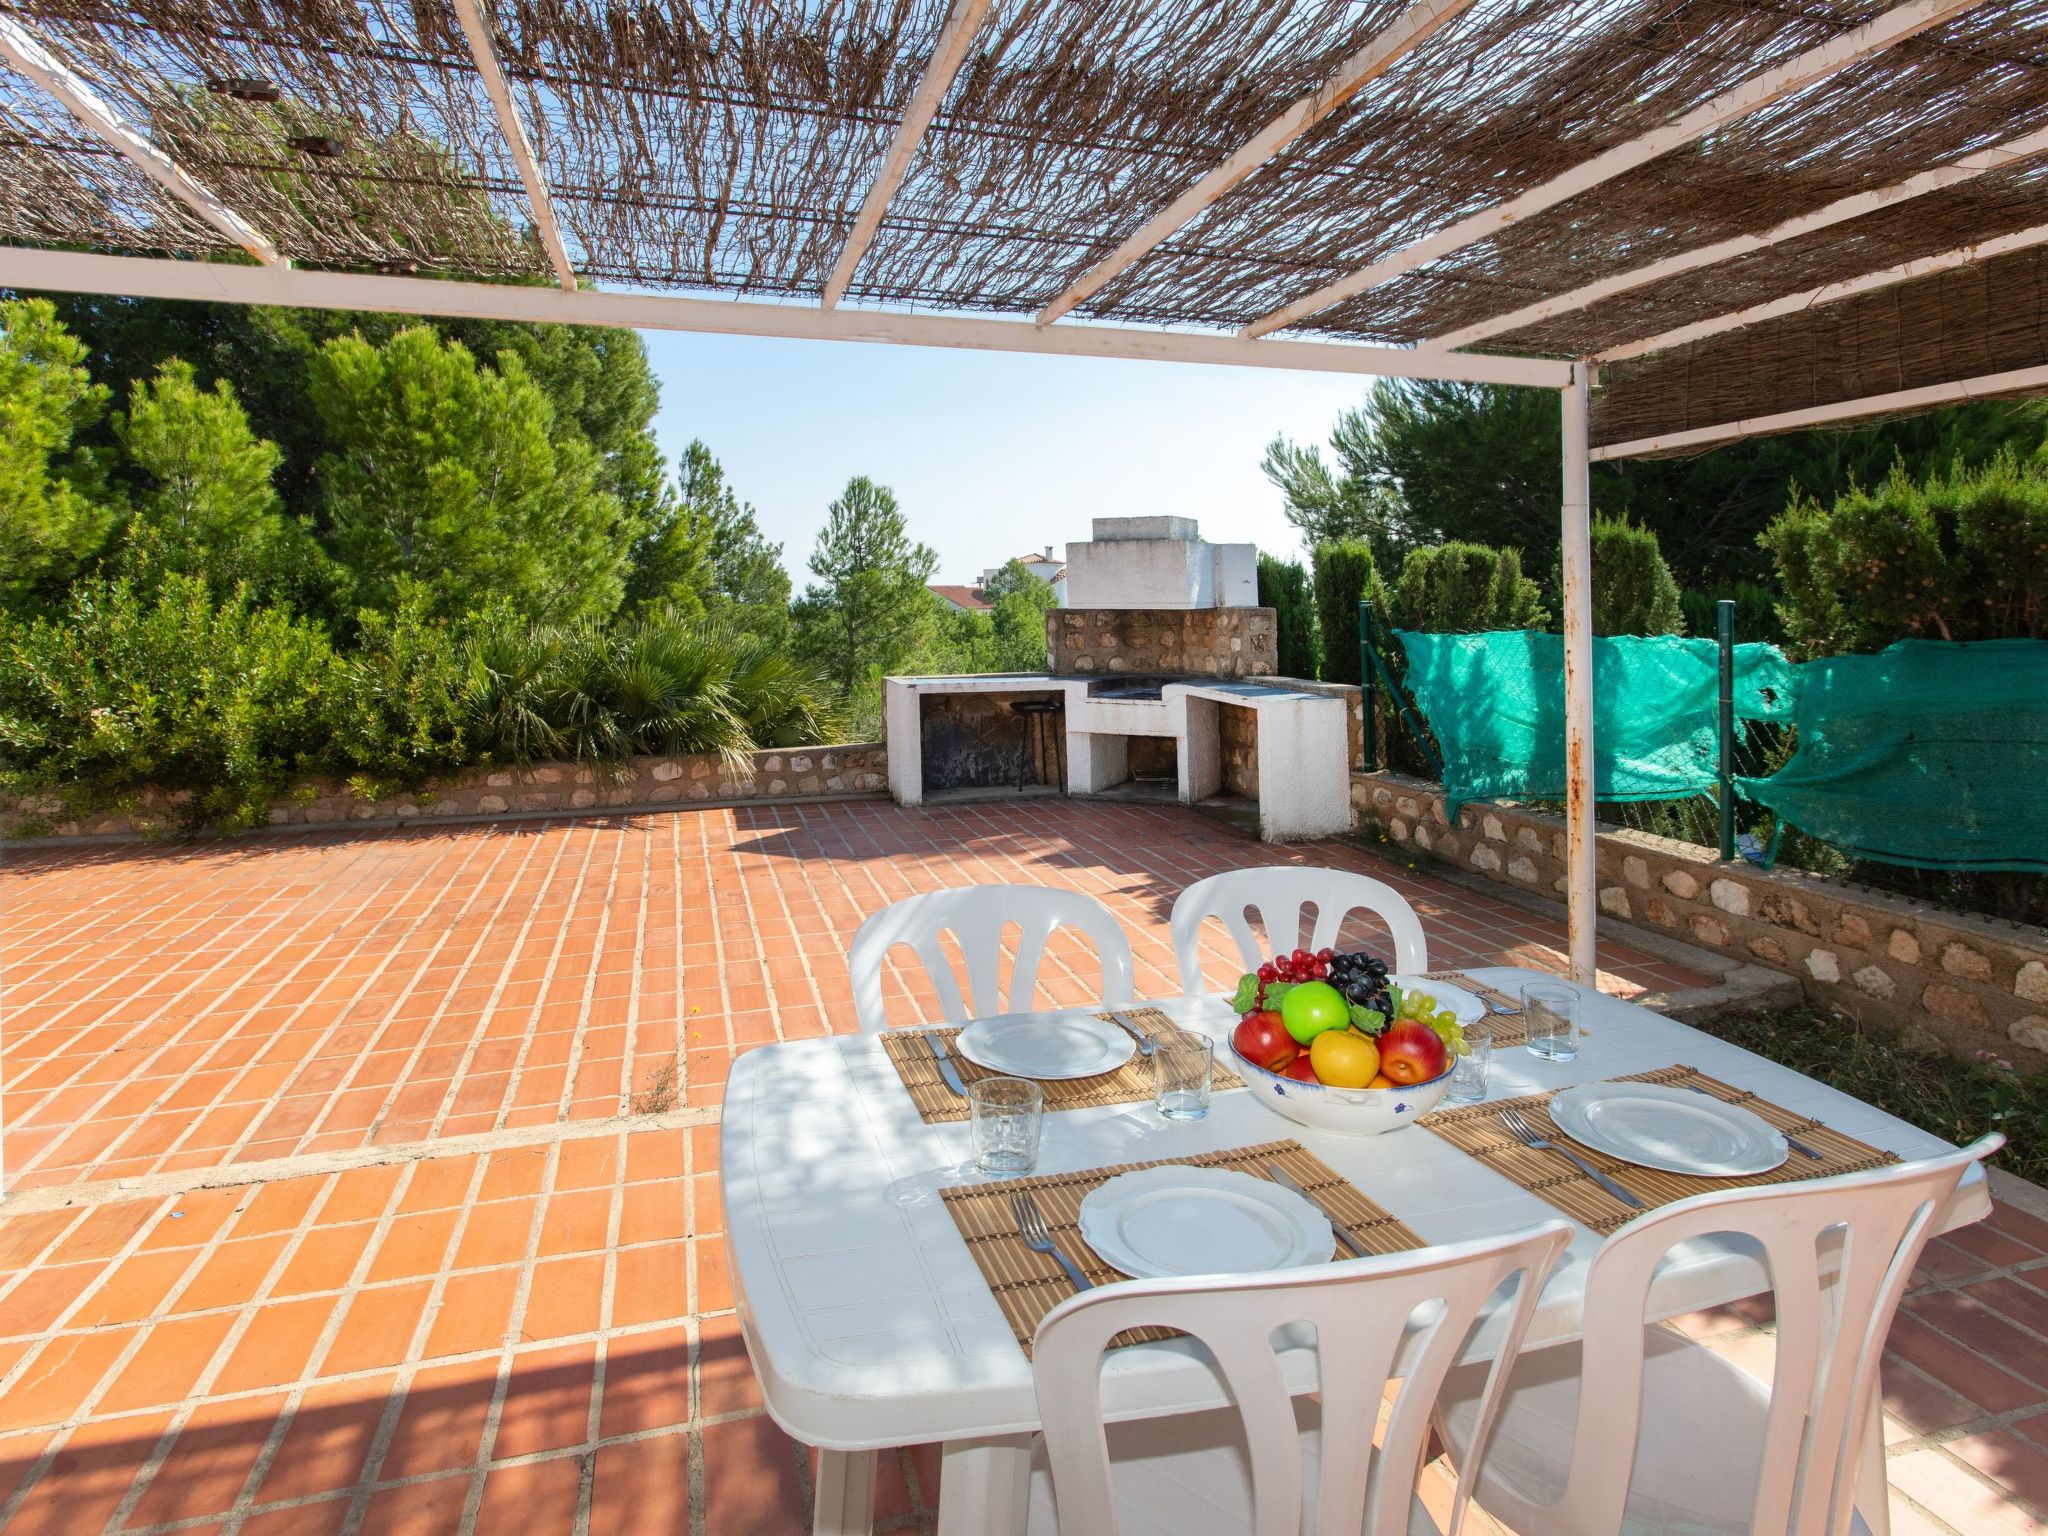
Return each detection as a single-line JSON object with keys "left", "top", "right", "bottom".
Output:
{"left": 0, "top": 298, "right": 113, "bottom": 611}
{"left": 113, "top": 360, "right": 334, "bottom": 611}
{"left": 310, "top": 327, "right": 629, "bottom": 625}
{"left": 794, "top": 476, "right": 938, "bottom": 698}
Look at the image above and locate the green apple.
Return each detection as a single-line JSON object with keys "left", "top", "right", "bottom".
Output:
{"left": 1279, "top": 980, "right": 1351, "bottom": 1045}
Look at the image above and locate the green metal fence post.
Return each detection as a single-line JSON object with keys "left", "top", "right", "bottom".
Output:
{"left": 1717, "top": 598, "right": 1736, "bottom": 862}
{"left": 1359, "top": 598, "right": 1378, "bottom": 772}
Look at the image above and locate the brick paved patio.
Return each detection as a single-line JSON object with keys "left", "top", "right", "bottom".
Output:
{"left": 0, "top": 800, "right": 2041, "bottom": 1534}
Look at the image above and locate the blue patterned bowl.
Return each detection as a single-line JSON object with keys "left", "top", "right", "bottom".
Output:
{"left": 1229, "top": 1043, "right": 1452, "bottom": 1135}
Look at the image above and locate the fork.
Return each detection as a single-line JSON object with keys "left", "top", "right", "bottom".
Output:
{"left": 1011, "top": 1193, "right": 1094, "bottom": 1294}
{"left": 1499, "top": 1106, "right": 1645, "bottom": 1209}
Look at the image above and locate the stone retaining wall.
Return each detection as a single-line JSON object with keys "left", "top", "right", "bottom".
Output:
{"left": 5, "top": 744, "right": 889, "bottom": 841}
{"left": 1352, "top": 768, "right": 2048, "bottom": 1066}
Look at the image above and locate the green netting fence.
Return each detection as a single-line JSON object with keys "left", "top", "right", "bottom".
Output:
{"left": 1392, "top": 630, "right": 1797, "bottom": 818}
{"left": 1735, "top": 639, "right": 2048, "bottom": 874}
{"left": 1370, "top": 626, "right": 2048, "bottom": 917}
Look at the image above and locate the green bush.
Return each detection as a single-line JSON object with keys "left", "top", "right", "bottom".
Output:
{"left": 0, "top": 575, "right": 339, "bottom": 831}
{"left": 1763, "top": 453, "right": 2048, "bottom": 656}
{"left": 1679, "top": 582, "right": 1782, "bottom": 645}
{"left": 1576, "top": 515, "right": 1684, "bottom": 635}
{"left": 1257, "top": 554, "right": 1318, "bottom": 679}
{"left": 1391, "top": 541, "right": 1548, "bottom": 632}
{"left": 1311, "top": 540, "right": 1388, "bottom": 684}
{"left": 327, "top": 587, "right": 473, "bottom": 778}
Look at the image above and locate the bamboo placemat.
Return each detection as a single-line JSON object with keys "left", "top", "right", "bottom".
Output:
{"left": 879, "top": 1008, "right": 1243, "bottom": 1126}
{"left": 940, "top": 1139, "right": 1424, "bottom": 1356}
{"left": 1418, "top": 970, "right": 1528, "bottom": 1047}
{"left": 1419, "top": 1064, "right": 1900, "bottom": 1236}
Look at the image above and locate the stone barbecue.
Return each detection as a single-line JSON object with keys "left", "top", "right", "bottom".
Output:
{"left": 883, "top": 518, "right": 1350, "bottom": 841}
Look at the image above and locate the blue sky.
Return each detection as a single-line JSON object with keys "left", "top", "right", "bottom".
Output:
{"left": 638, "top": 329, "right": 1378, "bottom": 587}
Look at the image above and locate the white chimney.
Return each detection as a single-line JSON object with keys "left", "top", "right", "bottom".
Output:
{"left": 1061, "top": 517, "right": 1257, "bottom": 609}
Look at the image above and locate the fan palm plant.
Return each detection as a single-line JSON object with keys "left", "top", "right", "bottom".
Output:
{"left": 459, "top": 606, "right": 839, "bottom": 770}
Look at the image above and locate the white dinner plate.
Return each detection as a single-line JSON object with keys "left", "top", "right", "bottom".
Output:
{"left": 954, "top": 1012, "right": 1135, "bottom": 1080}
{"left": 1078, "top": 1167, "right": 1333, "bottom": 1280}
{"left": 1387, "top": 976, "right": 1485, "bottom": 1027}
{"left": 1550, "top": 1081, "right": 1789, "bottom": 1176}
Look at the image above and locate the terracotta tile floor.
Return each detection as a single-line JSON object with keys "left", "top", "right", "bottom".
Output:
{"left": 0, "top": 799, "right": 2039, "bottom": 1534}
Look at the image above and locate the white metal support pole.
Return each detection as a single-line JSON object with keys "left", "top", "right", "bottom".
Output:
{"left": 1561, "top": 362, "right": 1597, "bottom": 986}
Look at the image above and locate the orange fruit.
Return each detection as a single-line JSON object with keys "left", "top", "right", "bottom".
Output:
{"left": 1307, "top": 1029, "right": 1379, "bottom": 1089}
{"left": 1367, "top": 1073, "right": 1394, "bottom": 1089}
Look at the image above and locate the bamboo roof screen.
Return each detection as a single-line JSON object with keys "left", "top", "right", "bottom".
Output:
{"left": 1, "top": 0, "right": 2044, "bottom": 445}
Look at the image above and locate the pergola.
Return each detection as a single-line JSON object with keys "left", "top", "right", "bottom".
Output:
{"left": 2, "top": 0, "right": 2043, "bottom": 982}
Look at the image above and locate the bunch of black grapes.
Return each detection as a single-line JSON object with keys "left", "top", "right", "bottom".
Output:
{"left": 1328, "top": 951, "right": 1392, "bottom": 1018}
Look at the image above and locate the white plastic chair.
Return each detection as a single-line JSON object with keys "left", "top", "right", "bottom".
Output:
{"left": 848, "top": 884, "right": 1136, "bottom": 1031}
{"left": 1170, "top": 866, "right": 1430, "bottom": 996}
{"left": 1025, "top": 1221, "right": 1573, "bottom": 1536}
{"left": 1432, "top": 1134, "right": 2002, "bottom": 1536}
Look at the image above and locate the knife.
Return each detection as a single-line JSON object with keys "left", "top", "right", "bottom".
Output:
{"left": 1103, "top": 1010, "right": 1156, "bottom": 1056}
{"left": 1685, "top": 1083, "right": 1821, "bottom": 1160}
{"left": 1265, "top": 1162, "right": 1367, "bottom": 1257}
{"left": 925, "top": 1030, "right": 969, "bottom": 1098}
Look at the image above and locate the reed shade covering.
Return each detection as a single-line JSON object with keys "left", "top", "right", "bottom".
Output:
{"left": 1592, "top": 244, "right": 2048, "bottom": 452}
{"left": 940, "top": 1138, "right": 1424, "bottom": 1357}
{"left": 10, "top": 0, "right": 2048, "bottom": 385}
{"left": 878, "top": 1009, "right": 1244, "bottom": 1126}
{"left": 1417, "top": 970, "right": 1529, "bottom": 1047}
{"left": 1420, "top": 1064, "right": 1900, "bottom": 1237}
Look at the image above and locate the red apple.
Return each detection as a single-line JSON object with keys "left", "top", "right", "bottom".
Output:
{"left": 1283, "top": 1054, "right": 1320, "bottom": 1082}
{"left": 1377, "top": 1020, "right": 1449, "bottom": 1085}
{"left": 1232, "top": 1011, "right": 1297, "bottom": 1073}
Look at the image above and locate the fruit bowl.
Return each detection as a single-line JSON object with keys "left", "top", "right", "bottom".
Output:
{"left": 1229, "top": 1044, "right": 1452, "bottom": 1136}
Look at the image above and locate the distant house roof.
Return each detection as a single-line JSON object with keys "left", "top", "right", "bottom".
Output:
{"left": 929, "top": 584, "right": 991, "bottom": 611}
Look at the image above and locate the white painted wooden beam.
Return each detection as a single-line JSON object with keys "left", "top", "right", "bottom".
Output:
{"left": 452, "top": 0, "right": 576, "bottom": 293}
{"left": 822, "top": 0, "right": 994, "bottom": 308}
{"left": 1435, "top": 122, "right": 2048, "bottom": 351}
{"left": 0, "top": 247, "right": 1576, "bottom": 388}
{"left": 0, "top": 16, "right": 278, "bottom": 264}
{"left": 1034, "top": 0, "right": 1476, "bottom": 327}
{"left": 1241, "top": 0, "right": 1988, "bottom": 339}
{"left": 1591, "top": 362, "right": 2048, "bottom": 460}
{"left": 1596, "top": 220, "right": 2048, "bottom": 363}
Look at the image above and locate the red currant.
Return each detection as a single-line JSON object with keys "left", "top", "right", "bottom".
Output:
{"left": 1291, "top": 948, "right": 1312, "bottom": 968}
{"left": 1256, "top": 963, "right": 1276, "bottom": 983}
{"left": 1316, "top": 947, "right": 1335, "bottom": 963}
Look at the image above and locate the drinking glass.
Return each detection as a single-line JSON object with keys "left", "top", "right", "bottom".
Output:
{"left": 1154, "top": 1033, "right": 1213, "bottom": 1120}
{"left": 969, "top": 1076, "right": 1043, "bottom": 1175}
{"left": 1523, "top": 982, "right": 1581, "bottom": 1063}
{"left": 1445, "top": 1021, "right": 1493, "bottom": 1103}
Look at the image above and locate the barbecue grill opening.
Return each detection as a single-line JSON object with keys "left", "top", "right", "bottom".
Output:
{"left": 1085, "top": 674, "right": 1186, "bottom": 701}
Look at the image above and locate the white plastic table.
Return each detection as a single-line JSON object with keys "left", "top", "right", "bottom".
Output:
{"left": 720, "top": 968, "right": 1991, "bottom": 1536}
